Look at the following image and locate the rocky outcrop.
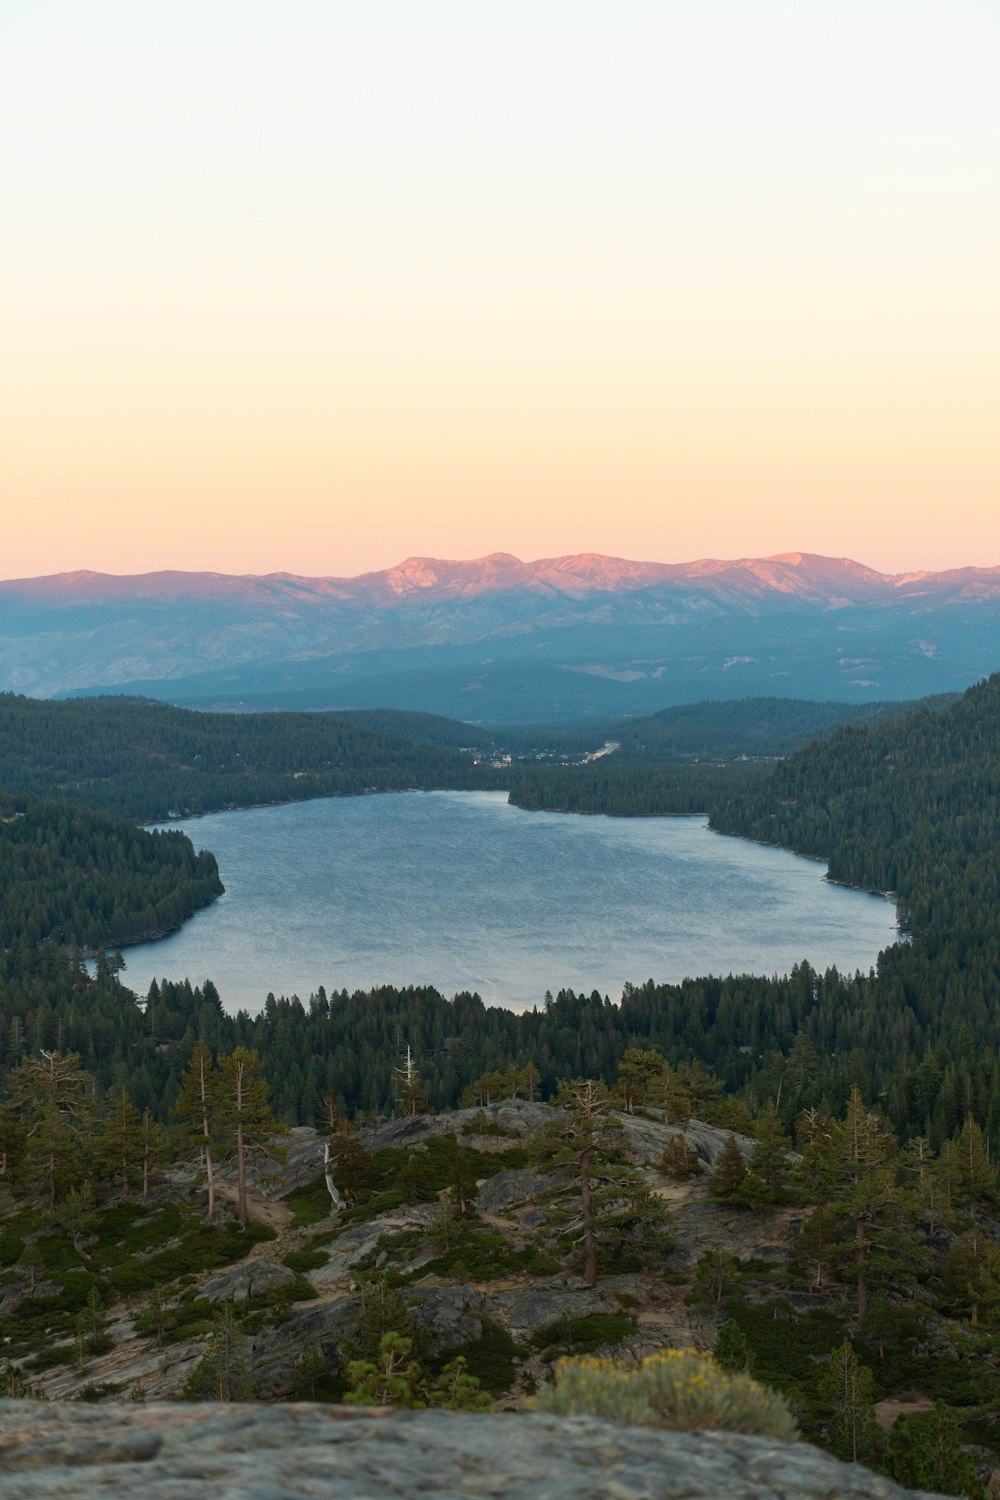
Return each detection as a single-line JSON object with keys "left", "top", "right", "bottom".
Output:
{"left": 304, "top": 1205, "right": 436, "bottom": 1291}
{"left": 213, "top": 1126, "right": 328, "bottom": 1198}
{"left": 0, "top": 1402, "right": 949, "bottom": 1500}
{"left": 406, "top": 1285, "right": 485, "bottom": 1350}
{"left": 368, "top": 1100, "right": 559, "bottom": 1152}
{"left": 669, "top": 1199, "right": 800, "bottom": 1268}
{"left": 494, "top": 1283, "right": 616, "bottom": 1338}
{"left": 250, "top": 1298, "right": 359, "bottom": 1399}
{"left": 199, "top": 1260, "right": 298, "bottom": 1303}
{"left": 475, "top": 1168, "right": 557, "bottom": 1215}
{"left": 616, "top": 1111, "right": 756, "bottom": 1166}
{"left": 365, "top": 1102, "right": 755, "bottom": 1172}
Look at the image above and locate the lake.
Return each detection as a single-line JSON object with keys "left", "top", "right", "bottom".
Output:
{"left": 121, "top": 792, "right": 905, "bottom": 1014}
{"left": 120, "top": 791, "right": 899, "bottom": 1013}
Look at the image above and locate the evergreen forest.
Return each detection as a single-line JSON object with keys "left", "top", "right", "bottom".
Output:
{"left": 0, "top": 693, "right": 502, "bottom": 822}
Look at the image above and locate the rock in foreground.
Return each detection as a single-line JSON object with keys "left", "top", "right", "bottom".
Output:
{"left": 0, "top": 1402, "right": 948, "bottom": 1500}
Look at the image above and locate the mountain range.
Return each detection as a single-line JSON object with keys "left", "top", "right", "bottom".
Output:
{"left": 3, "top": 551, "right": 999, "bottom": 720}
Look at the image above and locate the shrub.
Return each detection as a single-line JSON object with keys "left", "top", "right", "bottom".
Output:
{"left": 535, "top": 1348, "right": 798, "bottom": 1439}
{"left": 286, "top": 1175, "right": 338, "bottom": 1228}
{"left": 532, "top": 1314, "right": 638, "bottom": 1357}
{"left": 419, "top": 1228, "right": 557, "bottom": 1284}
{"left": 438, "top": 1317, "right": 522, "bottom": 1394}
{"left": 25, "top": 1345, "right": 74, "bottom": 1372}
{"left": 282, "top": 1246, "right": 329, "bottom": 1274}
{"left": 75, "top": 1381, "right": 123, "bottom": 1401}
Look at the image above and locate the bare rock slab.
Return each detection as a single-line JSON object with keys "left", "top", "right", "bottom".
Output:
{"left": 0, "top": 1403, "right": 949, "bottom": 1500}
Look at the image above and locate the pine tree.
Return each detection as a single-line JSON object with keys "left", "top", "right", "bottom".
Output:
{"left": 661, "top": 1135, "right": 702, "bottom": 1179}
{"left": 817, "top": 1340, "right": 879, "bottom": 1465}
{"left": 531, "top": 1078, "right": 652, "bottom": 1288}
{"left": 135, "top": 1286, "right": 172, "bottom": 1347}
{"left": 944, "top": 1230, "right": 1000, "bottom": 1327}
{"left": 324, "top": 1120, "right": 375, "bottom": 1207}
{"left": 344, "top": 1331, "right": 427, "bottom": 1409}
{"left": 395, "top": 1047, "right": 428, "bottom": 1117}
{"left": 710, "top": 1135, "right": 748, "bottom": 1201}
{"left": 794, "top": 1207, "right": 838, "bottom": 1290}
{"left": 96, "top": 1088, "right": 145, "bottom": 1198}
{"left": 173, "top": 1041, "right": 220, "bottom": 1222}
{"left": 686, "top": 1248, "right": 741, "bottom": 1310}
{"left": 289, "top": 1351, "right": 330, "bottom": 1399}
{"left": 183, "top": 1302, "right": 252, "bottom": 1401}
{"left": 824, "top": 1088, "right": 925, "bottom": 1335}
{"left": 714, "top": 1318, "right": 753, "bottom": 1373}
{"left": 345, "top": 1278, "right": 422, "bottom": 1368}
{"left": 749, "top": 1100, "right": 791, "bottom": 1199}
{"left": 216, "top": 1047, "right": 285, "bottom": 1226}
{"left": 3, "top": 1050, "right": 95, "bottom": 1210}
{"left": 431, "top": 1356, "right": 491, "bottom": 1411}
{"left": 954, "top": 1115, "right": 997, "bottom": 1217}
{"left": 140, "top": 1107, "right": 169, "bottom": 1202}
{"left": 614, "top": 1047, "right": 668, "bottom": 1113}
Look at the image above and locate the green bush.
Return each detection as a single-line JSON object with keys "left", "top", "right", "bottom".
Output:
{"left": 286, "top": 1176, "right": 339, "bottom": 1228}
{"left": 536, "top": 1348, "right": 798, "bottom": 1439}
{"left": 727, "top": 1301, "right": 846, "bottom": 1390}
{"left": 438, "top": 1318, "right": 523, "bottom": 1395}
{"left": 282, "top": 1246, "right": 330, "bottom": 1274}
{"left": 24, "top": 1345, "right": 74, "bottom": 1372}
{"left": 418, "top": 1228, "right": 557, "bottom": 1284}
{"left": 75, "top": 1381, "right": 123, "bottom": 1401}
{"left": 106, "top": 1220, "right": 275, "bottom": 1294}
{"left": 532, "top": 1314, "right": 638, "bottom": 1357}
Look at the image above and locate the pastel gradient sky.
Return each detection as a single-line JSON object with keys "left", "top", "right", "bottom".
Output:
{"left": 2, "top": 0, "right": 998, "bottom": 579}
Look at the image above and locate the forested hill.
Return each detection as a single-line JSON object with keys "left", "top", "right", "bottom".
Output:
{"left": 614, "top": 695, "right": 947, "bottom": 762}
{"left": 710, "top": 673, "right": 1000, "bottom": 935}
{"left": 0, "top": 694, "right": 502, "bottom": 821}
{"left": 335, "top": 708, "right": 487, "bottom": 750}
{"left": 0, "top": 797, "right": 223, "bottom": 950}
{"left": 343, "top": 696, "right": 934, "bottom": 762}
{"left": 504, "top": 697, "right": 941, "bottom": 816}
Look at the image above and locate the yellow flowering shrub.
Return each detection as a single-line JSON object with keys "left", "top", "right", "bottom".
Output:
{"left": 535, "top": 1348, "right": 797, "bottom": 1440}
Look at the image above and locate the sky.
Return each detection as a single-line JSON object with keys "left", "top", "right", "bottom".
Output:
{"left": 1, "top": 0, "right": 998, "bottom": 580}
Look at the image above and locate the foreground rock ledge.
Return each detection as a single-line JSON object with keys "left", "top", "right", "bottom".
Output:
{"left": 0, "top": 1403, "right": 948, "bottom": 1500}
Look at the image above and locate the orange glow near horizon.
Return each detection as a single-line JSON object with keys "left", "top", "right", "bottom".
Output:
{"left": 1, "top": 2, "right": 998, "bottom": 581}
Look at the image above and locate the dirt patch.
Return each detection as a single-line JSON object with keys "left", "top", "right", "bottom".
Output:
{"left": 215, "top": 1182, "right": 294, "bottom": 1236}
{"left": 874, "top": 1391, "right": 935, "bottom": 1433}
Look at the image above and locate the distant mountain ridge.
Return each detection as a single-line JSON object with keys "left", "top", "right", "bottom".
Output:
{"left": 6, "top": 550, "right": 1000, "bottom": 607}
{"left": 2, "top": 551, "right": 999, "bottom": 718}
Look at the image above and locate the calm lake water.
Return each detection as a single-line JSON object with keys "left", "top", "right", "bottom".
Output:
{"left": 121, "top": 791, "right": 899, "bottom": 1013}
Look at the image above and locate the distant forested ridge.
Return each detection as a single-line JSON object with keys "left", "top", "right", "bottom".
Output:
{"left": 0, "top": 694, "right": 503, "bottom": 822}
{"left": 505, "top": 696, "right": 942, "bottom": 817}
{"left": 0, "top": 690, "right": 938, "bottom": 826}
{"left": 0, "top": 797, "right": 222, "bottom": 950}
{"left": 611, "top": 695, "right": 949, "bottom": 762}
{"left": 335, "top": 708, "right": 488, "bottom": 750}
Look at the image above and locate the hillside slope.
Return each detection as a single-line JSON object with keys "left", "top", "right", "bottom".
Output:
{"left": 0, "top": 694, "right": 499, "bottom": 821}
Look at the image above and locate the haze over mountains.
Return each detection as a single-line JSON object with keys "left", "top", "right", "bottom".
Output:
{"left": 3, "top": 551, "right": 999, "bottom": 721}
